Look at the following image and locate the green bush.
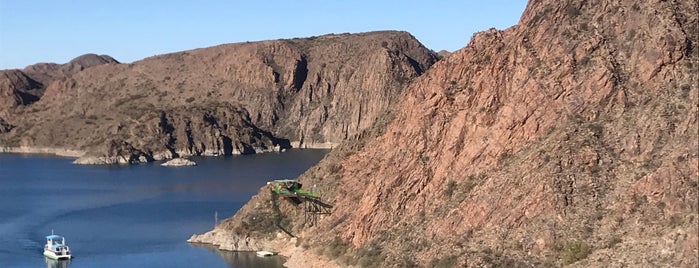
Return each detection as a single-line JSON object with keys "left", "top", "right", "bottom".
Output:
{"left": 562, "top": 240, "right": 591, "bottom": 265}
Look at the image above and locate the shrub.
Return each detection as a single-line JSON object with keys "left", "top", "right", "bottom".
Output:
{"left": 605, "top": 236, "right": 622, "bottom": 248}
{"left": 565, "top": 5, "right": 581, "bottom": 17}
{"left": 428, "top": 255, "right": 457, "bottom": 268}
{"left": 357, "top": 246, "right": 384, "bottom": 268}
{"left": 325, "top": 237, "right": 349, "bottom": 259}
{"left": 443, "top": 181, "right": 457, "bottom": 198}
{"left": 562, "top": 240, "right": 591, "bottom": 264}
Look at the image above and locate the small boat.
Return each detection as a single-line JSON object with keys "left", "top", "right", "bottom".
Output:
{"left": 43, "top": 234, "right": 72, "bottom": 260}
{"left": 256, "top": 250, "right": 276, "bottom": 257}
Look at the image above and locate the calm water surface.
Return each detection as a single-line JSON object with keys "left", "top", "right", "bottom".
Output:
{"left": 0, "top": 149, "right": 328, "bottom": 267}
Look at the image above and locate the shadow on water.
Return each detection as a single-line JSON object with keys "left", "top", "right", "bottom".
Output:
{"left": 192, "top": 244, "right": 286, "bottom": 268}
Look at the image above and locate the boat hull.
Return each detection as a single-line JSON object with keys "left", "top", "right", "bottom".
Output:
{"left": 44, "top": 250, "right": 71, "bottom": 260}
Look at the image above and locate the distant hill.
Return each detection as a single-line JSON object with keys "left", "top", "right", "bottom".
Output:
{"left": 0, "top": 31, "right": 438, "bottom": 164}
{"left": 0, "top": 54, "right": 118, "bottom": 116}
{"left": 436, "top": 49, "right": 452, "bottom": 59}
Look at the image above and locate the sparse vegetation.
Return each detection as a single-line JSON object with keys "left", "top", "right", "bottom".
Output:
{"left": 443, "top": 180, "right": 457, "bottom": 198}
{"left": 428, "top": 255, "right": 457, "bottom": 268}
{"left": 565, "top": 5, "right": 582, "bottom": 17}
{"left": 578, "top": 55, "right": 590, "bottom": 66}
{"left": 605, "top": 236, "right": 622, "bottom": 248}
{"left": 323, "top": 236, "right": 350, "bottom": 259}
{"left": 561, "top": 240, "right": 591, "bottom": 265}
{"left": 356, "top": 243, "right": 385, "bottom": 268}
{"left": 497, "top": 150, "right": 512, "bottom": 166}
{"left": 465, "top": 173, "right": 487, "bottom": 192}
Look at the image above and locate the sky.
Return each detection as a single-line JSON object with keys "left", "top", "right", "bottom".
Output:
{"left": 0, "top": 0, "right": 528, "bottom": 70}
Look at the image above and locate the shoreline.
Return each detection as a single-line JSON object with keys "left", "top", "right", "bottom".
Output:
{"left": 0, "top": 145, "right": 332, "bottom": 164}
{"left": 188, "top": 230, "right": 339, "bottom": 268}
{"left": 290, "top": 141, "right": 338, "bottom": 149}
{"left": 0, "top": 146, "right": 86, "bottom": 158}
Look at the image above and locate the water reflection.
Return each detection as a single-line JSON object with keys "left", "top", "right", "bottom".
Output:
{"left": 44, "top": 258, "right": 70, "bottom": 268}
{"left": 193, "top": 244, "right": 286, "bottom": 268}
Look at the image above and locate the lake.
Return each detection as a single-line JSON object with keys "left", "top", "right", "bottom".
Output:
{"left": 0, "top": 149, "right": 328, "bottom": 267}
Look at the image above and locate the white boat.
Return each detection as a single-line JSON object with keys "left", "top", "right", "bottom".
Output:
{"left": 43, "top": 234, "right": 72, "bottom": 260}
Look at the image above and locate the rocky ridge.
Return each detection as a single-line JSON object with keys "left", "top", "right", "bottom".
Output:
{"left": 191, "top": 0, "right": 698, "bottom": 267}
{"left": 0, "top": 54, "right": 118, "bottom": 116}
{"left": 0, "top": 31, "right": 438, "bottom": 163}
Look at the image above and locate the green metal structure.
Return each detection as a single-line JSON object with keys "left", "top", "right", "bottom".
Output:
{"left": 268, "top": 179, "right": 332, "bottom": 231}
{"left": 269, "top": 179, "right": 320, "bottom": 199}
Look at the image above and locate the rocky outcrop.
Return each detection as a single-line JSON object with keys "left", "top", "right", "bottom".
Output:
{"left": 0, "top": 118, "right": 13, "bottom": 133}
{"left": 0, "top": 54, "right": 117, "bottom": 118}
{"left": 188, "top": 185, "right": 282, "bottom": 249}
{"left": 198, "top": 0, "right": 698, "bottom": 267}
{"left": 0, "top": 70, "right": 43, "bottom": 115}
{"left": 0, "top": 31, "right": 437, "bottom": 163}
{"left": 67, "top": 104, "right": 288, "bottom": 164}
{"left": 161, "top": 158, "right": 196, "bottom": 166}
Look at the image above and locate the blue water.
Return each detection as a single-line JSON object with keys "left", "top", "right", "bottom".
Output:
{"left": 0, "top": 149, "right": 328, "bottom": 267}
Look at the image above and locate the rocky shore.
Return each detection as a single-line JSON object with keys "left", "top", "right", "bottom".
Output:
{"left": 0, "top": 146, "right": 85, "bottom": 158}
{"left": 161, "top": 158, "right": 196, "bottom": 166}
{"left": 188, "top": 229, "right": 340, "bottom": 268}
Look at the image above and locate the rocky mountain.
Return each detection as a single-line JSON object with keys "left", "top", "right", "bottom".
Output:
{"left": 0, "top": 54, "right": 118, "bottom": 116}
{"left": 190, "top": 0, "right": 698, "bottom": 267}
{"left": 0, "top": 31, "right": 438, "bottom": 163}
{"left": 22, "top": 53, "right": 119, "bottom": 86}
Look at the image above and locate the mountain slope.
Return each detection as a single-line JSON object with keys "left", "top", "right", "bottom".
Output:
{"left": 192, "top": 0, "right": 698, "bottom": 267}
{"left": 0, "top": 31, "right": 438, "bottom": 163}
{"left": 0, "top": 54, "right": 118, "bottom": 117}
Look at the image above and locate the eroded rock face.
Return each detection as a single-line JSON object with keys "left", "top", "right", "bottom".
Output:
{"left": 0, "top": 54, "right": 118, "bottom": 120}
{"left": 0, "top": 31, "right": 437, "bottom": 163}
{"left": 0, "top": 118, "right": 12, "bottom": 133}
{"left": 201, "top": 0, "right": 698, "bottom": 267}
{"left": 69, "top": 104, "right": 288, "bottom": 164}
{"left": 0, "top": 70, "right": 43, "bottom": 116}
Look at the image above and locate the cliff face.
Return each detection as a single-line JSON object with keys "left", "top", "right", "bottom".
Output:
{"left": 192, "top": 0, "right": 698, "bottom": 267}
{"left": 0, "top": 54, "right": 118, "bottom": 131}
{"left": 0, "top": 70, "right": 42, "bottom": 117}
{"left": 0, "top": 31, "right": 437, "bottom": 163}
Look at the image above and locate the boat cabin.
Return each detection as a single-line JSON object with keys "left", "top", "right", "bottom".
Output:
{"left": 46, "top": 235, "right": 66, "bottom": 246}
{"left": 44, "top": 234, "right": 71, "bottom": 259}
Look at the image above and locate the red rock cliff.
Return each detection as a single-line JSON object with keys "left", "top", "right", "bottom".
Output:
{"left": 195, "top": 0, "right": 697, "bottom": 267}
{"left": 317, "top": 0, "right": 698, "bottom": 266}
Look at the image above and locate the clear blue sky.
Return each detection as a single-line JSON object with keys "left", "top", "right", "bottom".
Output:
{"left": 0, "top": 0, "right": 528, "bottom": 70}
